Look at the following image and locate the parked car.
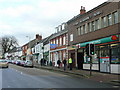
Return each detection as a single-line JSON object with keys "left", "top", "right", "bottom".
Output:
{"left": 12, "top": 60, "right": 16, "bottom": 64}
{"left": 0, "top": 60, "right": 9, "bottom": 68}
{"left": 24, "top": 60, "right": 33, "bottom": 67}
{"left": 6, "top": 60, "right": 12, "bottom": 63}
{"left": 16, "top": 60, "right": 21, "bottom": 65}
{"left": 20, "top": 60, "right": 25, "bottom": 66}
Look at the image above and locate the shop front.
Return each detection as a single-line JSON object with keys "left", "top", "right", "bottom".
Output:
{"left": 77, "top": 35, "right": 120, "bottom": 74}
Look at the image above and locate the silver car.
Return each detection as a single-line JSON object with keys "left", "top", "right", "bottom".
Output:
{"left": 24, "top": 60, "right": 33, "bottom": 67}
{"left": 0, "top": 60, "right": 9, "bottom": 68}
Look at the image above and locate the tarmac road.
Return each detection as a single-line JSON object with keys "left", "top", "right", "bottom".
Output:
{"left": 1, "top": 64, "right": 115, "bottom": 88}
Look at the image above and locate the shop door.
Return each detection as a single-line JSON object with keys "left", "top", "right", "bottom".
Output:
{"left": 71, "top": 53, "right": 75, "bottom": 68}
{"left": 100, "top": 48, "right": 110, "bottom": 73}
{"left": 77, "top": 53, "right": 84, "bottom": 69}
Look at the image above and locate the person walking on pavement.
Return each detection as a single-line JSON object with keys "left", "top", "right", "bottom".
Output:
{"left": 68, "top": 57, "right": 72, "bottom": 70}
{"left": 63, "top": 58, "right": 67, "bottom": 71}
{"left": 57, "top": 59, "right": 61, "bottom": 68}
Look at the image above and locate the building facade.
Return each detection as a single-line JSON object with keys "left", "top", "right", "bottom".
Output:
{"left": 0, "top": 37, "right": 2, "bottom": 59}
{"left": 67, "top": 2, "right": 120, "bottom": 74}
{"left": 50, "top": 23, "right": 68, "bottom": 67}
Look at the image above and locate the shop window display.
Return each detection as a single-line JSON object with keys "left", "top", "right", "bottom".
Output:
{"left": 111, "top": 44, "right": 120, "bottom": 64}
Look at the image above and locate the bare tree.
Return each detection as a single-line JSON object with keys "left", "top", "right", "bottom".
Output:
{"left": 1, "top": 36, "right": 19, "bottom": 56}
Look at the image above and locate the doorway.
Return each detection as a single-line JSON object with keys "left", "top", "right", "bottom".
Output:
{"left": 77, "top": 52, "right": 84, "bottom": 69}
{"left": 99, "top": 45, "right": 110, "bottom": 73}
{"left": 71, "top": 53, "right": 75, "bottom": 68}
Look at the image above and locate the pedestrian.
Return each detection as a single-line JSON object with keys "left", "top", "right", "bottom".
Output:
{"left": 57, "top": 59, "right": 61, "bottom": 68}
{"left": 44, "top": 59, "right": 46, "bottom": 66}
{"left": 63, "top": 58, "right": 67, "bottom": 71}
{"left": 40, "top": 58, "right": 43, "bottom": 66}
{"left": 68, "top": 57, "right": 72, "bottom": 70}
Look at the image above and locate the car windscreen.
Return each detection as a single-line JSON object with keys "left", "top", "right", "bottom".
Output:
{"left": 0, "top": 60, "right": 7, "bottom": 62}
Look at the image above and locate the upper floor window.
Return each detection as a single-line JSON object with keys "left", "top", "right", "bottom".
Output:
{"left": 63, "top": 36, "right": 66, "bottom": 45}
{"left": 80, "top": 26, "right": 83, "bottom": 35}
{"left": 60, "top": 37, "right": 62, "bottom": 46}
{"left": 102, "top": 16, "right": 106, "bottom": 28}
{"left": 113, "top": 11, "right": 118, "bottom": 24}
{"left": 92, "top": 21, "right": 95, "bottom": 31}
{"left": 70, "top": 34, "right": 73, "bottom": 42}
{"left": 83, "top": 24, "right": 87, "bottom": 34}
{"left": 88, "top": 22, "right": 92, "bottom": 32}
{"left": 58, "top": 25, "right": 61, "bottom": 32}
{"left": 95, "top": 19, "right": 100, "bottom": 30}
{"left": 107, "top": 14, "right": 112, "bottom": 26}
{"left": 77, "top": 27, "right": 80, "bottom": 35}
{"left": 50, "top": 41, "right": 52, "bottom": 44}
{"left": 56, "top": 38, "right": 58, "bottom": 46}
{"left": 53, "top": 39, "right": 55, "bottom": 44}
{"left": 62, "top": 24, "right": 65, "bottom": 30}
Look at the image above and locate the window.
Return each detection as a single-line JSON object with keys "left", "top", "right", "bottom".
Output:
{"left": 92, "top": 21, "right": 95, "bottom": 31}
{"left": 111, "top": 44, "right": 120, "bottom": 64}
{"left": 95, "top": 19, "right": 100, "bottom": 30}
{"left": 62, "top": 24, "right": 65, "bottom": 30}
{"left": 102, "top": 16, "right": 106, "bottom": 28}
{"left": 58, "top": 26, "right": 61, "bottom": 32}
{"left": 113, "top": 11, "right": 118, "bottom": 24}
{"left": 63, "top": 36, "right": 66, "bottom": 45}
{"left": 88, "top": 22, "right": 92, "bottom": 32}
{"left": 80, "top": 26, "right": 83, "bottom": 35}
{"left": 83, "top": 24, "right": 87, "bottom": 33}
{"left": 55, "top": 27, "right": 59, "bottom": 33}
{"left": 70, "top": 34, "right": 73, "bottom": 41}
{"left": 60, "top": 37, "right": 62, "bottom": 46}
{"left": 54, "top": 39, "right": 55, "bottom": 44}
{"left": 56, "top": 38, "right": 58, "bottom": 46}
{"left": 107, "top": 14, "right": 112, "bottom": 26}
{"left": 77, "top": 27, "right": 80, "bottom": 35}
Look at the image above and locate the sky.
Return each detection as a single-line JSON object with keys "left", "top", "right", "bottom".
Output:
{"left": 0, "top": 0, "right": 110, "bottom": 46}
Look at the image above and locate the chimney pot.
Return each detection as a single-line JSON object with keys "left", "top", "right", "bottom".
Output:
{"left": 80, "top": 6, "right": 86, "bottom": 15}
{"left": 36, "top": 34, "right": 42, "bottom": 40}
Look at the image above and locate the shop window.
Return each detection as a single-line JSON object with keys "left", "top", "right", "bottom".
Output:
{"left": 83, "top": 47, "right": 99, "bottom": 64}
{"left": 111, "top": 44, "right": 120, "bottom": 64}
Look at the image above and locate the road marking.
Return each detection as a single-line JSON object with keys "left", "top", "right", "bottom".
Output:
{"left": 113, "top": 85, "right": 120, "bottom": 88}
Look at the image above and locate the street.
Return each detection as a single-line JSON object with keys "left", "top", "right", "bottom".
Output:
{"left": 1, "top": 64, "right": 114, "bottom": 88}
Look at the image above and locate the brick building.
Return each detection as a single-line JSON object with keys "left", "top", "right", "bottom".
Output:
{"left": 50, "top": 23, "right": 68, "bottom": 67}
{"left": 67, "top": 2, "right": 120, "bottom": 74}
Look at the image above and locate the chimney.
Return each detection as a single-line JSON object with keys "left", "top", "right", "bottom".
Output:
{"left": 80, "top": 6, "right": 86, "bottom": 15}
{"left": 36, "top": 34, "right": 42, "bottom": 40}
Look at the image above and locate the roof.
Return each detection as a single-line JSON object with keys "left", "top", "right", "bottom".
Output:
{"left": 67, "top": 2, "right": 109, "bottom": 24}
{"left": 50, "top": 29, "right": 68, "bottom": 40}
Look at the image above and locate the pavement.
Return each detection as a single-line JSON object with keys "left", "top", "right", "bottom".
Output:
{"left": 34, "top": 64, "right": 120, "bottom": 87}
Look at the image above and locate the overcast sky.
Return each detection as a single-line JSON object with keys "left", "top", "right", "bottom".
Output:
{"left": 0, "top": 0, "right": 109, "bottom": 46}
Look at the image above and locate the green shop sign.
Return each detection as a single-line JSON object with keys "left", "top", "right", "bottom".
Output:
{"left": 79, "top": 35, "right": 119, "bottom": 47}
